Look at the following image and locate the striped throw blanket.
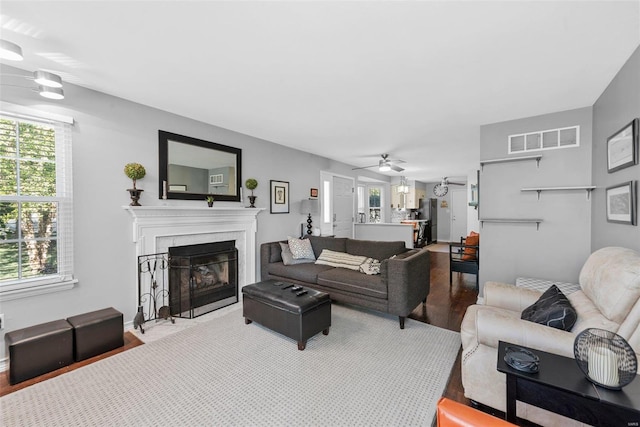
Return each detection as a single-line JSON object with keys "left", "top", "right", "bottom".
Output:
{"left": 315, "top": 249, "right": 381, "bottom": 275}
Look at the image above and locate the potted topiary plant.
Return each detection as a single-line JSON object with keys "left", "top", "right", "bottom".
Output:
{"left": 206, "top": 195, "right": 215, "bottom": 207}
{"left": 124, "top": 162, "right": 146, "bottom": 206}
{"left": 245, "top": 178, "right": 258, "bottom": 208}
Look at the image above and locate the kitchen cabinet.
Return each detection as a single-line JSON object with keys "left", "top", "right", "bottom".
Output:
{"left": 390, "top": 182, "right": 426, "bottom": 209}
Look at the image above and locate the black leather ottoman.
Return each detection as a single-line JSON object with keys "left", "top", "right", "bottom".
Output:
{"left": 243, "top": 280, "right": 331, "bottom": 350}
{"left": 4, "top": 319, "right": 74, "bottom": 385}
{"left": 67, "top": 307, "right": 124, "bottom": 361}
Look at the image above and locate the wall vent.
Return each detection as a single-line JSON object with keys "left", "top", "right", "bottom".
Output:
{"left": 509, "top": 126, "right": 579, "bottom": 154}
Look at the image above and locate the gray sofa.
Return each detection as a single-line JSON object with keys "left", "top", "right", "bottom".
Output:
{"left": 260, "top": 235, "right": 430, "bottom": 329}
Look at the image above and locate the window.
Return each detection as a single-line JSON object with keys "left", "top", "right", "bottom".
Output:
{"left": 0, "top": 111, "right": 74, "bottom": 298}
{"left": 509, "top": 126, "right": 579, "bottom": 153}
{"left": 356, "top": 184, "right": 384, "bottom": 223}
{"left": 368, "top": 187, "right": 382, "bottom": 223}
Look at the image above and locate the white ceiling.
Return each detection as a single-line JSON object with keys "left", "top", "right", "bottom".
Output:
{"left": 1, "top": 1, "right": 639, "bottom": 183}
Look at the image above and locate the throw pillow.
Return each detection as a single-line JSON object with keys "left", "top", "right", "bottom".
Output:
{"left": 287, "top": 237, "right": 316, "bottom": 260}
{"left": 279, "top": 243, "right": 315, "bottom": 266}
{"left": 462, "top": 231, "right": 479, "bottom": 260}
{"left": 521, "top": 285, "right": 577, "bottom": 331}
{"left": 359, "top": 258, "right": 381, "bottom": 275}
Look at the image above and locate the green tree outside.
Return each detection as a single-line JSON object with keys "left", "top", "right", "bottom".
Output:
{"left": 0, "top": 118, "right": 58, "bottom": 281}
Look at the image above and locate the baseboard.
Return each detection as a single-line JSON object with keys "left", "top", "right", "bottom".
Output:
{"left": 0, "top": 357, "right": 7, "bottom": 373}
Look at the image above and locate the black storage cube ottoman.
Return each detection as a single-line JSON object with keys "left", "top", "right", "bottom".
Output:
{"left": 67, "top": 307, "right": 124, "bottom": 361}
{"left": 4, "top": 319, "right": 74, "bottom": 385}
{"left": 243, "top": 280, "right": 331, "bottom": 350}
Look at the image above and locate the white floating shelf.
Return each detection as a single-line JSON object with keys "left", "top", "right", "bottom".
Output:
{"left": 521, "top": 186, "right": 596, "bottom": 200}
{"left": 480, "top": 155, "right": 542, "bottom": 170}
{"left": 480, "top": 218, "right": 543, "bottom": 231}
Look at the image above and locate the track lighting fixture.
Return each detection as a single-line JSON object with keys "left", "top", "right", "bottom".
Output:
{"left": 0, "top": 40, "right": 23, "bottom": 61}
{"left": 1, "top": 39, "right": 65, "bottom": 99}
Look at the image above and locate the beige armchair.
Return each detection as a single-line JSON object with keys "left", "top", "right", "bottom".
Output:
{"left": 461, "top": 247, "right": 640, "bottom": 427}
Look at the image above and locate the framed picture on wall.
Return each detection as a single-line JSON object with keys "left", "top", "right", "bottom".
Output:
{"left": 607, "top": 118, "right": 638, "bottom": 173}
{"left": 270, "top": 180, "right": 290, "bottom": 214}
{"left": 606, "top": 181, "right": 636, "bottom": 225}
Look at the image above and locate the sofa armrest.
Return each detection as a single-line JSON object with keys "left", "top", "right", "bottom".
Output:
{"left": 475, "top": 308, "right": 575, "bottom": 358}
{"left": 385, "top": 249, "right": 430, "bottom": 316}
{"left": 484, "top": 281, "right": 542, "bottom": 312}
{"left": 260, "top": 242, "right": 283, "bottom": 281}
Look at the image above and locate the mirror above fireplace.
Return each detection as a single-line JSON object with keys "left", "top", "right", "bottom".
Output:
{"left": 158, "top": 130, "right": 242, "bottom": 202}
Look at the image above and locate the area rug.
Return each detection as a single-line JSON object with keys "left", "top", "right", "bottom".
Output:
{"left": 0, "top": 304, "right": 461, "bottom": 426}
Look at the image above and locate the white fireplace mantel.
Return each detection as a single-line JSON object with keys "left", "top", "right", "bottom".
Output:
{"left": 123, "top": 205, "right": 265, "bottom": 305}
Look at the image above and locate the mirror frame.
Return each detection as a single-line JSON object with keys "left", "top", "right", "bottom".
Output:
{"left": 158, "top": 130, "right": 242, "bottom": 202}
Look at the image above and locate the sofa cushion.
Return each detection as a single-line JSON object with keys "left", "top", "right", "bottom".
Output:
{"left": 308, "top": 236, "right": 348, "bottom": 259}
{"left": 346, "top": 239, "right": 406, "bottom": 260}
{"left": 579, "top": 247, "right": 640, "bottom": 324}
{"left": 317, "top": 268, "right": 387, "bottom": 299}
{"left": 315, "top": 249, "right": 368, "bottom": 271}
{"left": 521, "top": 285, "right": 577, "bottom": 331}
{"left": 279, "top": 243, "right": 315, "bottom": 266}
{"left": 266, "top": 262, "right": 334, "bottom": 284}
{"left": 287, "top": 237, "right": 316, "bottom": 260}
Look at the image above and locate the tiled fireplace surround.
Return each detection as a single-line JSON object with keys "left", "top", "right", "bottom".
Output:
{"left": 123, "top": 206, "right": 264, "bottom": 316}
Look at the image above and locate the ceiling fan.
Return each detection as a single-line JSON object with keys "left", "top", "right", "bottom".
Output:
{"left": 433, "top": 177, "right": 466, "bottom": 197}
{"left": 441, "top": 177, "right": 465, "bottom": 187}
{"left": 352, "top": 154, "right": 406, "bottom": 172}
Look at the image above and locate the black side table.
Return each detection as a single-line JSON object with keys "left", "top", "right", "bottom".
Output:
{"left": 496, "top": 341, "right": 640, "bottom": 426}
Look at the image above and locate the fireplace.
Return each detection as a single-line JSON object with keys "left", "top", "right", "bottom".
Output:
{"left": 169, "top": 241, "right": 238, "bottom": 318}
{"left": 124, "top": 206, "right": 263, "bottom": 325}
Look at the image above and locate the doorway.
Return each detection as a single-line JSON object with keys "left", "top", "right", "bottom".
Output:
{"left": 450, "top": 188, "right": 468, "bottom": 242}
{"left": 320, "top": 172, "right": 354, "bottom": 238}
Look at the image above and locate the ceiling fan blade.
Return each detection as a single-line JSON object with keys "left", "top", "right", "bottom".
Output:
{"left": 448, "top": 181, "right": 466, "bottom": 186}
{"left": 388, "top": 159, "right": 406, "bottom": 164}
{"left": 351, "top": 164, "right": 378, "bottom": 171}
{"left": 390, "top": 164, "right": 405, "bottom": 172}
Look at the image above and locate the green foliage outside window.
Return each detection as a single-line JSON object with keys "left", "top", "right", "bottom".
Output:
{"left": 0, "top": 118, "right": 58, "bottom": 282}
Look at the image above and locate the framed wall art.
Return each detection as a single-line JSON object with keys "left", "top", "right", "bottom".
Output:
{"left": 606, "top": 181, "right": 636, "bottom": 225}
{"left": 607, "top": 118, "right": 638, "bottom": 173}
{"left": 270, "top": 180, "right": 290, "bottom": 214}
{"left": 310, "top": 188, "right": 318, "bottom": 199}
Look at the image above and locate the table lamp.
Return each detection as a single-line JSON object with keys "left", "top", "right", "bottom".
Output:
{"left": 300, "top": 199, "right": 319, "bottom": 236}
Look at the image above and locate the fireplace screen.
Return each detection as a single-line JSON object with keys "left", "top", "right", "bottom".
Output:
{"left": 169, "top": 240, "right": 238, "bottom": 318}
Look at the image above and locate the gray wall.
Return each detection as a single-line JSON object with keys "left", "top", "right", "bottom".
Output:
{"left": 591, "top": 46, "right": 640, "bottom": 252}
{"left": 0, "top": 65, "right": 387, "bottom": 359}
{"left": 479, "top": 107, "right": 593, "bottom": 292}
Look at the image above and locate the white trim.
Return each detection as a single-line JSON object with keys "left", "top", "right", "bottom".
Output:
{"left": 0, "top": 101, "right": 74, "bottom": 124}
{"left": 0, "top": 278, "right": 78, "bottom": 302}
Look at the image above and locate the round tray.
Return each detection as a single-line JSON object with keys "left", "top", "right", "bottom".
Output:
{"left": 504, "top": 346, "right": 540, "bottom": 373}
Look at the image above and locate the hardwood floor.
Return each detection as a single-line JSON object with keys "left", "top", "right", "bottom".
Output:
{"left": 409, "top": 248, "right": 479, "bottom": 406}
{"left": 0, "top": 331, "right": 144, "bottom": 397}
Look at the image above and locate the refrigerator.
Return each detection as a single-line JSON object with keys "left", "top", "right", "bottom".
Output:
{"left": 418, "top": 198, "right": 438, "bottom": 244}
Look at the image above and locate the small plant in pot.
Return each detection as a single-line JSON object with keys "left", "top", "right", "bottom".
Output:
{"left": 124, "top": 162, "right": 146, "bottom": 206}
{"left": 206, "top": 195, "right": 215, "bottom": 207}
{"left": 245, "top": 178, "right": 258, "bottom": 208}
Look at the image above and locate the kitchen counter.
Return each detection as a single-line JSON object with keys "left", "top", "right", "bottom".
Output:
{"left": 354, "top": 223, "right": 415, "bottom": 248}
